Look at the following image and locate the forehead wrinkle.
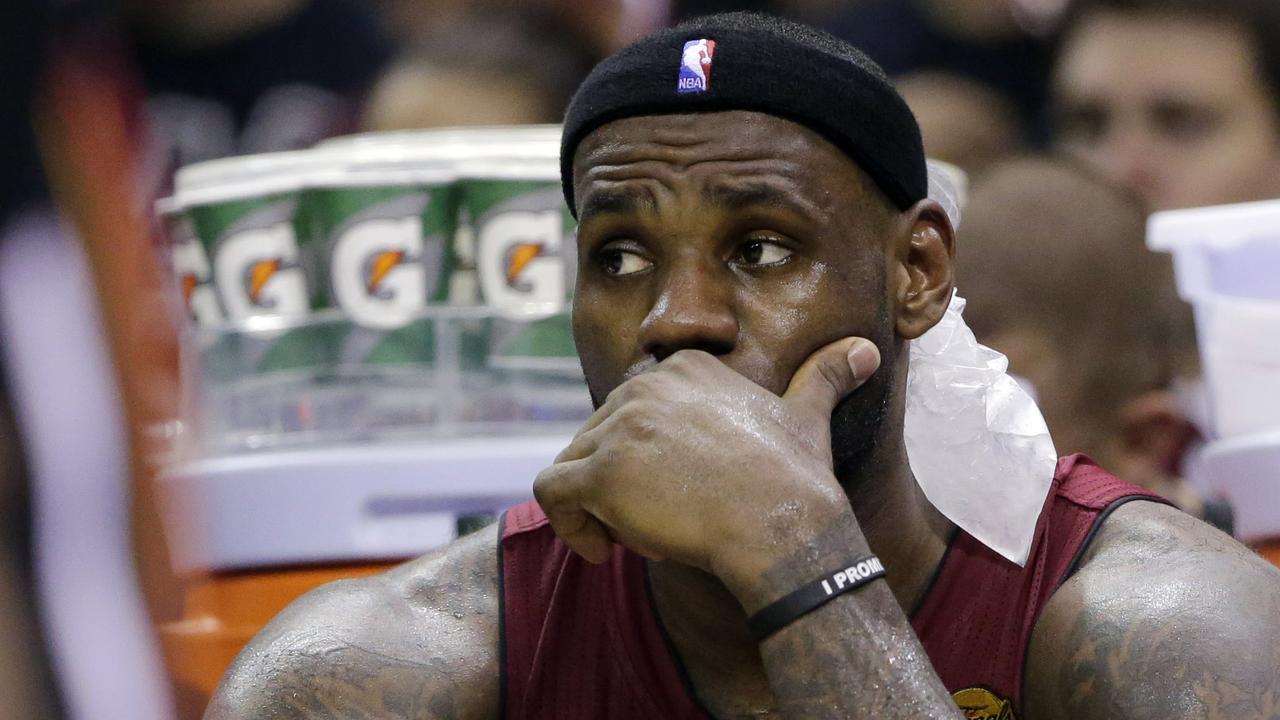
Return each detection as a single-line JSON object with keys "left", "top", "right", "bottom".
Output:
{"left": 701, "top": 177, "right": 829, "bottom": 224}
{"left": 574, "top": 113, "right": 890, "bottom": 222}
{"left": 579, "top": 149, "right": 833, "bottom": 214}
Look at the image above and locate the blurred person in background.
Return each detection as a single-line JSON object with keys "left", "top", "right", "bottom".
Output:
{"left": 0, "top": 376, "right": 63, "bottom": 720}
{"left": 811, "top": 0, "right": 1058, "bottom": 146}
{"left": 896, "top": 71, "right": 1026, "bottom": 177}
{"left": 124, "top": 0, "right": 392, "bottom": 176}
{"left": 1052, "top": 0, "right": 1280, "bottom": 211}
{"left": 0, "top": 0, "right": 214, "bottom": 716}
{"left": 373, "top": 0, "right": 476, "bottom": 43}
{"left": 375, "top": 0, "right": 668, "bottom": 73}
{"left": 0, "top": 0, "right": 67, "bottom": 716}
{"left": 957, "top": 156, "right": 1231, "bottom": 530}
{"left": 362, "top": 16, "right": 589, "bottom": 131}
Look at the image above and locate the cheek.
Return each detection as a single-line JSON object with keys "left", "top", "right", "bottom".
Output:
{"left": 1165, "top": 131, "right": 1279, "bottom": 207}
{"left": 572, "top": 292, "right": 634, "bottom": 390}
{"left": 734, "top": 262, "right": 889, "bottom": 392}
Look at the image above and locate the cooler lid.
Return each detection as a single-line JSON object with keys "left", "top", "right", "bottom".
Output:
{"left": 158, "top": 435, "right": 570, "bottom": 572}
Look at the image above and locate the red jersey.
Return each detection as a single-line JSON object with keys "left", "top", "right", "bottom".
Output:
{"left": 500, "top": 454, "right": 1166, "bottom": 719}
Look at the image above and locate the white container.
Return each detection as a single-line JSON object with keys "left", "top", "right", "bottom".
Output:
{"left": 1147, "top": 200, "right": 1280, "bottom": 438}
{"left": 1200, "top": 430, "right": 1280, "bottom": 542}
{"left": 158, "top": 436, "right": 568, "bottom": 571}
{"left": 1147, "top": 199, "right": 1280, "bottom": 304}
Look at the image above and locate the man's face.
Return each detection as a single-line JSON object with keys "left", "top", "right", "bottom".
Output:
{"left": 1053, "top": 11, "right": 1280, "bottom": 211}
{"left": 570, "top": 111, "right": 899, "bottom": 472}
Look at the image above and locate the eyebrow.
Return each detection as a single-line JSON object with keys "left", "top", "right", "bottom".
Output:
{"left": 578, "top": 188, "right": 657, "bottom": 219}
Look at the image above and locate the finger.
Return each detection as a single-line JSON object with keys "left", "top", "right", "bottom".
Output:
{"left": 533, "top": 461, "right": 613, "bottom": 564}
{"left": 555, "top": 404, "right": 630, "bottom": 463}
{"left": 782, "top": 337, "right": 881, "bottom": 418}
{"left": 554, "top": 428, "right": 598, "bottom": 463}
{"left": 572, "top": 386, "right": 625, "bottom": 437}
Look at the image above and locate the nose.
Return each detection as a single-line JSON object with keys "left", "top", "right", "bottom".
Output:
{"left": 638, "top": 256, "right": 738, "bottom": 362}
{"left": 1092, "top": 126, "right": 1161, "bottom": 208}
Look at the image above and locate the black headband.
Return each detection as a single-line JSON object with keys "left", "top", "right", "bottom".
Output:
{"left": 560, "top": 12, "right": 927, "bottom": 217}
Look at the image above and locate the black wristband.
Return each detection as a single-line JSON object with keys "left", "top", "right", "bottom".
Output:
{"left": 746, "top": 555, "right": 886, "bottom": 642}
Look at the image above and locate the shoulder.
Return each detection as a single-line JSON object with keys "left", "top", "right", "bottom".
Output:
{"left": 205, "top": 522, "right": 503, "bottom": 720}
{"left": 1024, "top": 500, "right": 1280, "bottom": 720}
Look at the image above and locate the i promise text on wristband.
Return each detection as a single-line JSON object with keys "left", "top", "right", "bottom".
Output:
{"left": 746, "top": 554, "right": 886, "bottom": 641}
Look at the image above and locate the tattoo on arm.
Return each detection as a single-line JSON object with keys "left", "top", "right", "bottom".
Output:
{"left": 1026, "top": 504, "right": 1280, "bottom": 720}
{"left": 1045, "top": 587, "right": 1280, "bottom": 720}
{"left": 246, "top": 649, "right": 463, "bottom": 720}
{"left": 205, "top": 525, "right": 501, "bottom": 720}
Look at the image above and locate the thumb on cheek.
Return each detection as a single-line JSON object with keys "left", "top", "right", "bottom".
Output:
{"left": 846, "top": 339, "right": 881, "bottom": 382}
{"left": 783, "top": 337, "right": 881, "bottom": 417}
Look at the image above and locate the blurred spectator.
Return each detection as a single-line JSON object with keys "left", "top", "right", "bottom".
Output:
{"left": 376, "top": 0, "right": 666, "bottom": 72}
{"left": 0, "top": 0, "right": 63, "bottom": 715}
{"left": 362, "top": 16, "right": 589, "bottom": 131}
{"left": 373, "top": 0, "right": 475, "bottom": 43}
{"left": 125, "top": 0, "right": 392, "bottom": 174}
{"left": 673, "top": 0, "right": 851, "bottom": 25}
{"left": 897, "top": 71, "right": 1025, "bottom": 177}
{"left": 537, "top": 0, "right": 671, "bottom": 59}
{"left": 814, "top": 0, "right": 1057, "bottom": 144}
{"left": 1052, "top": 0, "right": 1280, "bottom": 211}
{"left": 674, "top": 0, "right": 779, "bottom": 20}
{"left": 0, "top": 349, "right": 62, "bottom": 720}
{"left": 956, "top": 156, "right": 1227, "bottom": 527}
{"left": 2, "top": 2, "right": 202, "bottom": 716}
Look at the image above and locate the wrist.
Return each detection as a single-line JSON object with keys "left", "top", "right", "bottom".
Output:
{"left": 713, "top": 497, "right": 870, "bottom": 615}
{"left": 747, "top": 553, "right": 886, "bottom": 640}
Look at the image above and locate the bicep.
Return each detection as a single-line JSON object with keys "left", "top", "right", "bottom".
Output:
{"left": 1023, "top": 526, "right": 1280, "bottom": 719}
{"left": 206, "top": 529, "right": 502, "bottom": 719}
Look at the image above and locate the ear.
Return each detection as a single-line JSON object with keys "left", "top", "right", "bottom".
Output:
{"left": 1116, "top": 391, "right": 1201, "bottom": 476}
{"left": 893, "top": 199, "right": 955, "bottom": 340}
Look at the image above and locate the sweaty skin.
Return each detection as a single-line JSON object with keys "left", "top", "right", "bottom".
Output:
{"left": 207, "top": 112, "right": 1280, "bottom": 719}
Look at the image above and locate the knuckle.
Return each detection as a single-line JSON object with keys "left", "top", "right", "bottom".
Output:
{"left": 814, "top": 358, "right": 848, "bottom": 394}
{"left": 554, "top": 440, "right": 583, "bottom": 464}
{"left": 532, "top": 467, "right": 560, "bottom": 502}
{"left": 617, "top": 402, "right": 660, "bottom": 441}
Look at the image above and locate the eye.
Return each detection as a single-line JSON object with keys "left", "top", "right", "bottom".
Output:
{"left": 1151, "top": 101, "right": 1220, "bottom": 144}
{"left": 599, "top": 244, "right": 653, "bottom": 276}
{"left": 1058, "top": 103, "right": 1108, "bottom": 146}
{"left": 735, "top": 238, "right": 793, "bottom": 267}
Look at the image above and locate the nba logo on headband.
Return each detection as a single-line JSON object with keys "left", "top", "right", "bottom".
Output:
{"left": 677, "top": 39, "right": 716, "bottom": 94}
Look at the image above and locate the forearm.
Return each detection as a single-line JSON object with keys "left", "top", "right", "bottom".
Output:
{"left": 735, "top": 521, "right": 960, "bottom": 719}
{"left": 759, "top": 582, "right": 959, "bottom": 718}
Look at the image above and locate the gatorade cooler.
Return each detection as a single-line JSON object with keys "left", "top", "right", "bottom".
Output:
{"left": 156, "top": 127, "right": 590, "bottom": 717}
{"left": 1147, "top": 200, "right": 1280, "bottom": 566}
